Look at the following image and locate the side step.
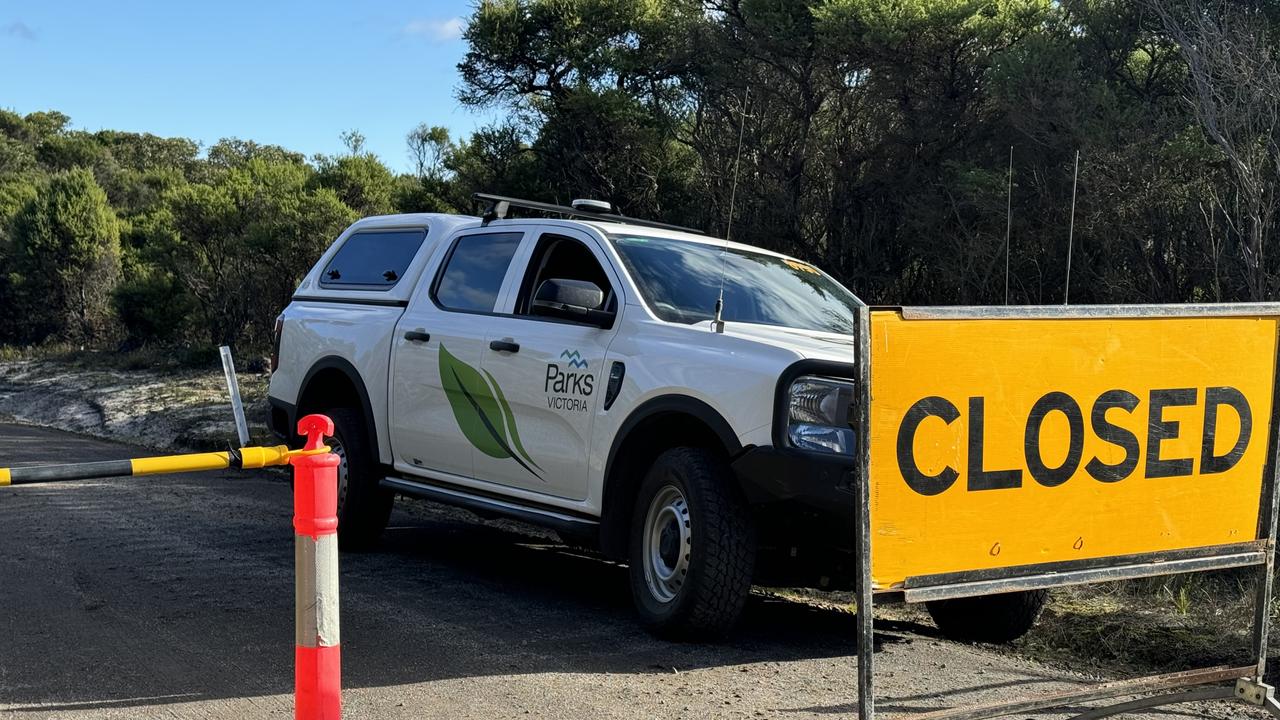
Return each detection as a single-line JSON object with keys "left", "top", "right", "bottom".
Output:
{"left": 380, "top": 476, "right": 600, "bottom": 538}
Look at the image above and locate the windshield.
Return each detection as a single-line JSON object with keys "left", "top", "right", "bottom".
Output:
{"left": 610, "top": 235, "right": 862, "bottom": 334}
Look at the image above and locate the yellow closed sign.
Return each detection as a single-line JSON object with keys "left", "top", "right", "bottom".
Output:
{"left": 867, "top": 309, "right": 1280, "bottom": 590}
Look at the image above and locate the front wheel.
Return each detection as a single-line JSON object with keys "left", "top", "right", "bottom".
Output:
{"left": 628, "top": 447, "right": 755, "bottom": 639}
{"left": 926, "top": 589, "right": 1047, "bottom": 644}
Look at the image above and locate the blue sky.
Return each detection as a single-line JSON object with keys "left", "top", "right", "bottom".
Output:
{"left": 1, "top": 1, "right": 494, "bottom": 172}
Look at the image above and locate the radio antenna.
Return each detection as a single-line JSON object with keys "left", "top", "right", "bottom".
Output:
{"left": 1063, "top": 149, "right": 1080, "bottom": 305}
{"left": 1004, "top": 146, "right": 1013, "bottom": 305}
{"left": 713, "top": 85, "right": 750, "bottom": 334}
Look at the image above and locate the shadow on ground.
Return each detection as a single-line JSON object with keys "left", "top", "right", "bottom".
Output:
{"left": 1, "top": 423, "right": 936, "bottom": 714}
{"left": 3, "top": 423, "right": 1201, "bottom": 719}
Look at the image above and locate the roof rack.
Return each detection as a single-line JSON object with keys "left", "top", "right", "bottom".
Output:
{"left": 474, "top": 193, "right": 704, "bottom": 235}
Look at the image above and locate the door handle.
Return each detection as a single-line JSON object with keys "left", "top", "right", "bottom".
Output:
{"left": 404, "top": 330, "right": 431, "bottom": 343}
{"left": 489, "top": 339, "right": 520, "bottom": 353}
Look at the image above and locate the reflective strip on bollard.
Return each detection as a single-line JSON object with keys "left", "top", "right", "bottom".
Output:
{"left": 295, "top": 534, "right": 340, "bottom": 648}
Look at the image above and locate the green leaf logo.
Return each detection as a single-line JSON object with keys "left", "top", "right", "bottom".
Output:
{"left": 439, "top": 344, "right": 543, "bottom": 480}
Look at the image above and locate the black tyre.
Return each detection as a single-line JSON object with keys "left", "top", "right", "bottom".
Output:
{"left": 926, "top": 589, "right": 1047, "bottom": 644}
{"left": 324, "top": 407, "right": 393, "bottom": 550}
{"left": 628, "top": 447, "right": 755, "bottom": 639}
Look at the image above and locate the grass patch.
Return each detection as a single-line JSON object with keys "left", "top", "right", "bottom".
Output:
{"left": 765, "top": 568, "right": 1275, "bottom": 681}
{"left": 1011, "top": 569, "right": 1270, "bottom": 676}
{"left": 759, "top": 586, "right": 858, "bottom": 614}
{"left": 0, "top": 343, "right": 79, "bottom": 363}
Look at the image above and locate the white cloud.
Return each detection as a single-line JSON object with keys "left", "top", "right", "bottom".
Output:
{"left": 4, "top": 21, "right": 36, "bottom": 41}
{"left": 403, "top": 17, "right": 465, "bottom": 43}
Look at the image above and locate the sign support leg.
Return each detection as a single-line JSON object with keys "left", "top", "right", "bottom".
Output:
{"left": 857, "top": 510, "right": 875, "bottom": 720}
{"left": 1250, "top": 331, "right": 1280, "bottom": 694}
{"left": 1251, "top": 536, "right": 1277, "bottom": 681}
{"left": 855, "top": 305, "right": 875, "bottom": 720}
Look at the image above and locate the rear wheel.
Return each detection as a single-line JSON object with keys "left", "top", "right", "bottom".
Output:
{"left": 926, "top": 590, "right": 1047, "bottom": 644}
{"left": 628, "top": 447, "right": 755, "bottom": 639}
{"left": 322, "top": 407, "right": 393, "bottom": 550}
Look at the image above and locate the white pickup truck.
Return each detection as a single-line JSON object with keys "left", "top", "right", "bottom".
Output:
{"left": 267, "top": 194, "right": 1044, "bottom": 641}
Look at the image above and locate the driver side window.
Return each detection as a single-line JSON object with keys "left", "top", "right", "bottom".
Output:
{"left": 515, "top": 233, "right": 615, "bottom": 317}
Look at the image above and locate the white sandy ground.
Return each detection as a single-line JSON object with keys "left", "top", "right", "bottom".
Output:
{"left": 0, "top": 359, "right": 270, "bottom": 452}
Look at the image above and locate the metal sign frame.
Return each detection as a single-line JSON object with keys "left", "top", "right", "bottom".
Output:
{"left": 853, "top": 303, "right": 1280, "bottom": 720}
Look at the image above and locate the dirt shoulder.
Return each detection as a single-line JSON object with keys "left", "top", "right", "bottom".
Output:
{"left": 0, "top": 356, "right": 271, "bottom": 452}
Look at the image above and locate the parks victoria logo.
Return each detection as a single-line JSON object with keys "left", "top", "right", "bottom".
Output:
{"left": 546, "top": 349, "right": 594, "bottom": 412}
{"left": 439, "top": 344, "right": 543, "bottom": 481}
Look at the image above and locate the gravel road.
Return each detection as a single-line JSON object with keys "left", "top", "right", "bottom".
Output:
{"left": 0, "top": 423, "right": 1259, "bottom": 719}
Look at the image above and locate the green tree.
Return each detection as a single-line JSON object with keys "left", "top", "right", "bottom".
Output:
{"left": 314, "top": 152, "right": 397, "bottom": 217}
{"left": 94, "top": 131, "right": 200, "bottom": 174}
{"left": 460, "top": 0, "right": 702, "bottom": 215}
{"left": 112, "top": 266, "right": 194, "bottom": 346}
{"left": 158, "top": 157, "right": 355, "bottom": 349}
{"left": 442, "top": 123, "right": 541, "bottom": 205}
{"left": 8, "top": 167, "right": 121, "bottom": 342}
{"left": 407, "top": 124, "right": 452, "bottom": 181}
{"left": 0, "top": 176, "right": 39, "bottom": 241}
{"left": 35, "top": 131, "right": 108, "bottom": 172}
{"left": 0, "top": 109, "right": 70, "bottom": 147}
{"left": 206, "top": 138, "right": 306, "bottom": 171}
{"left": 1143, "top": 0, "right": 1280, "bottom": 301}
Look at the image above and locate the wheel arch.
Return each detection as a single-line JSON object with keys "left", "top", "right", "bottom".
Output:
{"left": 295, "top": 356, "right": 380, "bottom": 458}
{"left": 599, "top": 395, "right": 744, "bottom": 559}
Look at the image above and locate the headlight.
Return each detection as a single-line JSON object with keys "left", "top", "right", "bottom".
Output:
{"left": 787, "top": 376, "right": 856, "bottom": 455}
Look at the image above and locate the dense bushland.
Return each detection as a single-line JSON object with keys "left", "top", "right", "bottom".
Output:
{"left": 3, "top": 0, "right": 1278, "bottom": 358}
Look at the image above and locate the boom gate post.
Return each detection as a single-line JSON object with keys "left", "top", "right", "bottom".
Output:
{"left": 291, "top": 414, "right": 342, "bottom": 720}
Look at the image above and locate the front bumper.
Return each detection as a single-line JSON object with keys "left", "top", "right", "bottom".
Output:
{"left": 732, "top": 444, "right": 859, "bottom": 588}
{"left": 731, "top": 445, "right": 857, "bottom": 515}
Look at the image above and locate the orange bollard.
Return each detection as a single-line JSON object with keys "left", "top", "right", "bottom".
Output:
{"left": 291, "top": 414, "right": 341, "bottom": 720}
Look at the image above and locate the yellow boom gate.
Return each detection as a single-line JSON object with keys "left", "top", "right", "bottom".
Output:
{"left": 852, "top": 304, "right": 1280, "bottom": 720}
{"left": 0, "top": 446, "right": 303, "bottom": 486}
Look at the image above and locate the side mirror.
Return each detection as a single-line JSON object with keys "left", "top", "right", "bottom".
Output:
{"left": 531, "top": 278, "right": 614, "bottom": 328}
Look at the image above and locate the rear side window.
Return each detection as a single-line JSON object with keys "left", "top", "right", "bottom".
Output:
{"left": 434, "top": 232, "right": 523, "bottom": 312}
{"left": 320, "top": 229, "right": 426, "bottom": 289}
